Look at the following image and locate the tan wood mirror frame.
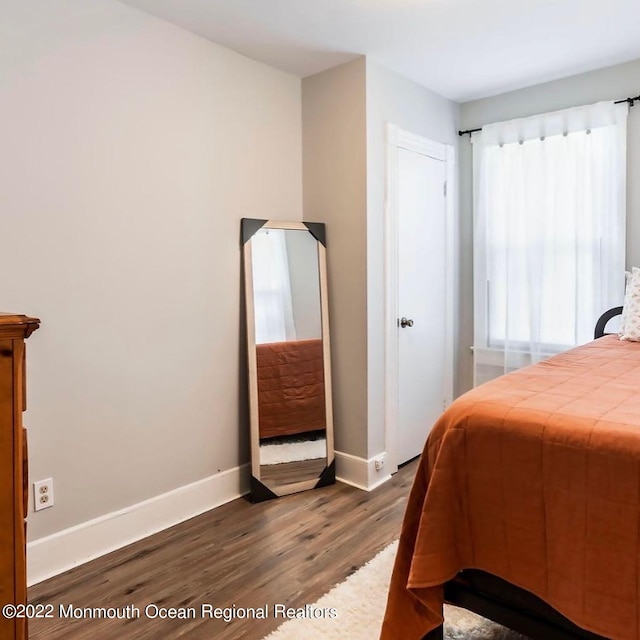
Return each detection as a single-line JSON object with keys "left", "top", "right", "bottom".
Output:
{"left": 241, "top": 219, "right": 334, "bottom": 502}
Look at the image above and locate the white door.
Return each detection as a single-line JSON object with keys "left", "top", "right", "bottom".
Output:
{"left": 394, "top": 139, "right": 451, "bottom": 464}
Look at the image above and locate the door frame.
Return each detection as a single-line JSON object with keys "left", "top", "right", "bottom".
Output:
{"left": 384, "top": 123, "right": 456, "bottom": 474}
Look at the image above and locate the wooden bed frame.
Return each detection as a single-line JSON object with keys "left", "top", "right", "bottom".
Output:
{"left": 421, "top": 307, "right": 623, "bottom": 640}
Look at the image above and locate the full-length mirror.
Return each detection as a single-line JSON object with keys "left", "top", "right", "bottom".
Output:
{"left": 242, "top": 219, "right": 334, "bottom": 501}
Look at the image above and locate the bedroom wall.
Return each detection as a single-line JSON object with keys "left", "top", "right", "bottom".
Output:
{"left": 302, "top": 59, "right": 459, "bottom": 475}
{"left": 301, "top": 58, "right": 369, "bottom": 460}
{"left": 458, "top": 58, "right": 640, "bottom": 395}
{"left": 0, "top": 0, "right": 302, "bottom": 550}
{"left": 365, "top": 60, "right": 459, "bottom": 461}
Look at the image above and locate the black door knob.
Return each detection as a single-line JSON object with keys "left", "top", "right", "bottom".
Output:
{"left": 400, "top": 317, "right": 414, "bottom": 328}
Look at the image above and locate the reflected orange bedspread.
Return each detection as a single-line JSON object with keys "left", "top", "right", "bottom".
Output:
{"left": 382, "top": 336, "right": 640, "bottom": 640}
{"left": 256, "top": 339, "right": 325, "bottom": 439}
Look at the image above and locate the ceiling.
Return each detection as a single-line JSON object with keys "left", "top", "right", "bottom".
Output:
{"left": 119, "top": 0, "right": 640, "bottom": 102}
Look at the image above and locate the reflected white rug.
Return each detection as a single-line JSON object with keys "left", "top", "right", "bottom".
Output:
{"left": 260, "top": 438, "right": 326, "bottom": 465}
{"left": 264, "top": 541, "right": 527, "bottom": 640}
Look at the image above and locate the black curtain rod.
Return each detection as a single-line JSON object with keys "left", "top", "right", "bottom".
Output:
{"left": 614, "top": 94, "right": 640, "bottom": 105}
{"left": 457, "top": 93, "right": 640, "bottom": 137}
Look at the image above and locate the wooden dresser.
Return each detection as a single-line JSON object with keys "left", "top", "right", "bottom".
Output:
{"left": 0, "top": 314, "right": 39, "bottom": 640}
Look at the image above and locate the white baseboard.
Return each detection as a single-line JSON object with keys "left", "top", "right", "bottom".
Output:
{"left": 27, "top": 464, "right": 251, "bottom": 586}
{"left": 334, "top": 450, "right": 392, "bottom": 491}
{"left": 28, "top": 453, "right": 391, "bottom": 586}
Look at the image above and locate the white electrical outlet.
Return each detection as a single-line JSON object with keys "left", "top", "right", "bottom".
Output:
{"left": 374, "top": 456, "right": 385, "bottom": 472}
{"left": 33, "top": 478, "right": 54, "bottom": 511}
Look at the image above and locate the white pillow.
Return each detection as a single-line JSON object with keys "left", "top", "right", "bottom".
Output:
{"left": 619, "top": 269, "right": 633, "bottom": 335}
{"left": 620, "top": 267, "right": 640, "bottom": 341}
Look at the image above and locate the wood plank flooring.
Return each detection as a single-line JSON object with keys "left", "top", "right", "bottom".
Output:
{"left": 28, "top": 460, "right": 418, "bottom": 640}
{"left": 260, "top": 458, "right": 327, "bottom": 486}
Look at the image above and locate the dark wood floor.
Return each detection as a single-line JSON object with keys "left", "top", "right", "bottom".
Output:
{"left": 28, "top": 460, "right": 418, "bottom": 640}
{"left": 260, "top": 458, "right": 327, "bottom": 487}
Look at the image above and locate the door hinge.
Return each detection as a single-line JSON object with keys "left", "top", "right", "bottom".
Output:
{"left": 443, "top": 180, "right": 448, "bottom": 197}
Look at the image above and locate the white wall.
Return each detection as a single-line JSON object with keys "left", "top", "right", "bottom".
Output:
{"left": 0, "top": 0, "right": 302, "bottom": 542}
{"left": 303, "top": 59, "right": 459, "bottom": 469}
{"left": 302, "top": 58, "right": 369, "bottom": 458}
{"left": 365, "top": 60, "right": 459, "bottom": 458}
{"left": 458, "top": 58, "right": 640, "bottom": 394}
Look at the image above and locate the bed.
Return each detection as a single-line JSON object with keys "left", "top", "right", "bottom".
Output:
{"left": 256, "top": 338, "right": 326, "bottom": 439}
{"left": 381, "top": 308, "right": 637, "bottom": 640}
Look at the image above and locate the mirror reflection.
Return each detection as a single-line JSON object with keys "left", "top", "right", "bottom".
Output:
{"left": 242, "top": 220, "right": 334, "bottom": 501}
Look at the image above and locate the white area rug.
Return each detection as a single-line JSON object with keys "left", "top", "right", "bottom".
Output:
{"left": 263, "top": 541, "right": 527, "bottom": 640}
{"left": 259, "top": 438, "right": 326, "bottom": 465}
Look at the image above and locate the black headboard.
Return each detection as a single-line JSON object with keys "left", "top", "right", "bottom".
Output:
{"left": 594, "top": 306, "right": 623, "bottom": 339}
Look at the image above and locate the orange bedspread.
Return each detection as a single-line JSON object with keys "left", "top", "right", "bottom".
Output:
{"left": 256, "top": 339, "right": 326, "bottom": 439}
{"left": 382, "top": 336, "right": 640, "bottom": 640}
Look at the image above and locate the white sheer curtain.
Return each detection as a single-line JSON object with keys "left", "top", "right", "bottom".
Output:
{"left": 473, "top": 101, "right": 628, "bottom": 385}
{"left": 251, "top": 229, "right": 296, "bottom": 344}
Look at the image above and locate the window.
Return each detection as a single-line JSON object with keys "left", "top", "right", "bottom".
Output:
{"left": 251, "top": 229, "right": 296, "bottom": 344}
{"left": 473, "top": 101, "right": 628, "bottom": 385}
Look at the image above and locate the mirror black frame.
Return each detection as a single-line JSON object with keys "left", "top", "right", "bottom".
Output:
{"left": 241, "top": 218, "right": 335, "bottom": 502}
